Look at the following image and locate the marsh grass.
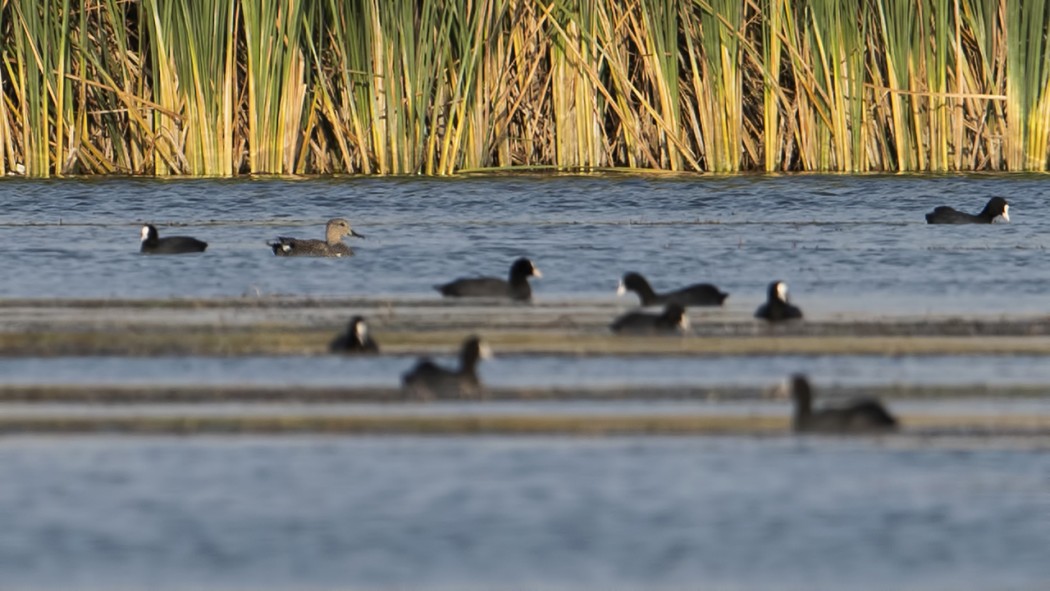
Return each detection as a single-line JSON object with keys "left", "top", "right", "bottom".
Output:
{"left": 0, "top": 0, "right": 1048, "bottom": 176}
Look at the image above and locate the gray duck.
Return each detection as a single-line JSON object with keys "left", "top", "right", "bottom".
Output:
{"left": 269, "top": 218, "right": 363, "bottom": 257}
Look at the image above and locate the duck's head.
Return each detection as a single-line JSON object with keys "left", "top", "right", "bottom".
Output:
{"left": 328, "top": 218, "right": 365, "bottom": 240}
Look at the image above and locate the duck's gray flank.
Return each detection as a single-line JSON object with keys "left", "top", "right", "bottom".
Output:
{"left": 268, "top": 218, "right": 363, "bottom": 257}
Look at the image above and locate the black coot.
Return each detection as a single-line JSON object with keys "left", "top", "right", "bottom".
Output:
{"left": 786, "top": 374, "right": 898, "bottom": 434}
{"left": 755, "top": 281, "right": 803, "bottom": 322}
{"left": 140, "top": 224, "right": 208, "bottom": 254}
{"left": 329, "top": 316, "right": 380, "bottom": 354}
{"left": 610, "top": 303, "right": 689, "bottom": 335}
{"left": 401, "top": 336, "right": 491, "bottom": 399}
{"left": 925, "top": 197, "right": 1009, "bottom": 224}
{"left": 269, "top": 218, "right": 363, "bottom": 257}
{"left": 617, "top": 272, "right": 728, "bottom": 307}
{"left": 435, "top": 258, "right": 541, "bottom": 301}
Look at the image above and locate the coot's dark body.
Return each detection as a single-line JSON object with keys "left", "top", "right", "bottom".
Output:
{"left": 788, "top": 374, "right": 898, "bottom": 434}
{"left": 610, "top": 303, "right": 689, "bottom": 335}
{"left": 755, "top": 281, "right": 803, "bottom": 322}
{"left": 402, "top": 336, "right": 491, "bottom": 399}
{"left": 140, "top": 224, "right": 208, "bottom": 255}
{"left": 925, "top": 197, "right": 1009, "bottom": 224}
{"left": 435, "top": 258, "right": 541, "bottom": 301}
{"left": 618, "top": 272, "right": 728, "bottom": 307}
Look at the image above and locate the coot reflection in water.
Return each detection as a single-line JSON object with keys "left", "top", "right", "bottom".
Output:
{"left": 0, "top": 437, "right": 1045, "bottom": 591}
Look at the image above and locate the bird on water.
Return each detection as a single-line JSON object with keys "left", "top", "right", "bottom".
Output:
{"left": 783, "top": 374, "right": 898, "bottom": 434}
{"left": 610, "top": 303, "right": 690, "bottom": 335}
{"left": 755, "top": 280, "right": 803, "bottom": 322}
{"left": 925, "top": 197, "right": 1009, "bottom": 224}
{"left": 268, "top": 218, "right": 363, "bottom": 257}
{"left": 139, "top": 224, "right": 208, "bottom": 254}
{"left": 617, "top": 272, "right": 728, "bottom": 307}
{"left": 434, "top": 257, "right": 542, "bottom": 302}
{"left": 329, "top": 316, "right": 380, "bottom": 354}
{"left": 401, "top": 335, "right": 491, "bottom": 400}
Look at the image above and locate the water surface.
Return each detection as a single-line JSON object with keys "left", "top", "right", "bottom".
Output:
{"left": 0, "top": 437, "right": 1046, "bottom": 591}
{"left": 2, "top": 354, "right": 1050, "bottom": 389}
{"left": 2, "top": 175, "right": 1048, "bottom": 313}
{"left": 4, "top": 175, "right": 1049, "bottom": 591}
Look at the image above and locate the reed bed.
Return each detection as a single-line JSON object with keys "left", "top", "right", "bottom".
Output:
{"left": 1, "top": 0, "right": 1048, "bottom": 176}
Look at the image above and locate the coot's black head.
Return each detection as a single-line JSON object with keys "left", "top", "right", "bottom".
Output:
{"left": 509, "top": 258, "right": 542, "bottom": 281}
{"left": 789, "top": 374, "right": 812, "bottom": 401}
{"left": 140, "top": 224, "right": 159, "bottom": 244}
{"left": 662, "top": 303, "right": 689, "bottom": 328}
{"left": 460, "top": 335, "right": 493, "bottom": 370}
{"left": 348, "top": 315, "right": 369, "bottom": 341}
{"left": 785, "top": 373, "right": 814, "bottom": 416}
{"left": 980, "top": 197, "right": 1009, "bottom": 222}
{"left": 767, "top": 280, "right": 790, "bottom": 302}
{"left": 617, "top": 272, "right": 651, "bottom": 295}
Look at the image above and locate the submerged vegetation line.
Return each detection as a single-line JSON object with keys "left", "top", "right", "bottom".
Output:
{"left": 1, "top": 0, "right": 1049, "bottom": 177}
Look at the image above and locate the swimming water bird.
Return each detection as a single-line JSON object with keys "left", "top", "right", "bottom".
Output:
{"left": 617, "top": 272, "right": 728, "bottom": 307}
{"left": 610, "top": 303, "right": 690, "bottom": 335}
{"left": 925, "top": 196, "right": 1010, "bottom": 224}
{"left": 401, "top": 335, "right": 491, "bottom": 399}
{"left": 139, "top": 224, "right": 208, "bottom": 254}
{"left": 785, "top": 374, "right": 898, "bottom": 434}
{"left": 434, "top": 257, "right": 542, "bottom": 301}
{"left": 755, "top": 280, "right": 803, "bottom": 322}
{"left": 268, "top": 218, "right": 363, "bottom": 257}
{"left": 329, "top": 316, "right": 380, "bottom": 354}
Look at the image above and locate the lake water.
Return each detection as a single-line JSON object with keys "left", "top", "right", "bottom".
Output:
{"left": 2, "top": 174, "right": 1049, "bottom": 313}
{"left": 3, "top": 353, "right": 1050, "bottom": 389}
{"left": 0, "top": 437, "right": 1046, "bottom": 591}
{"left": 3, "top": 175, "right": 1050, "bottom": 590}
